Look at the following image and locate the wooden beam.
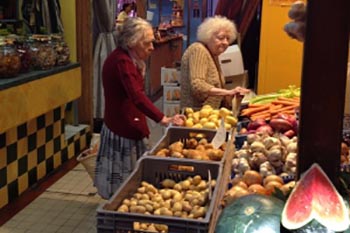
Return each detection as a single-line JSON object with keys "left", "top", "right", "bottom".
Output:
{"left": 75, "top": 0, "right": 93, "bottom": 127}
{"left": 297, "top": 0, "right": 350, "bottom": 186}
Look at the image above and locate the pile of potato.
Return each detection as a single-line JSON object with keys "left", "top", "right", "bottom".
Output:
{"left": 183, "top": 105, "right": 238, "bottom": 130}
{"left": 155, "top": 137, "right": 226, "bottom": 161}
{"left": 116, "top": 176, "right": 216, "bottom": 232}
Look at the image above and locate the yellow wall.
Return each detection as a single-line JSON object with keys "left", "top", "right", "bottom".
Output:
{"left": 257, "top": 0, "right": 304, "bottom": 94}
{"left": 60, "top": 0, "right": 77, "bottom": 62}
{"left": 0, "top": 67, "right": 81, "bottom": 133}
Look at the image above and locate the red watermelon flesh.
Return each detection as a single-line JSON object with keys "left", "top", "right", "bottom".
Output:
{"left": 282, "top": 163, "right": 349, "bottom": 232}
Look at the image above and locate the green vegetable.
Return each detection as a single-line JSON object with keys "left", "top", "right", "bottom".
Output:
{"left": 249, "top": 93, "right": 280, "bottom": 104}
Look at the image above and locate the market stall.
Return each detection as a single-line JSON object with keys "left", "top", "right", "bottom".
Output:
{"left": 92, "top": 0, "right": 350, "bottom": 231}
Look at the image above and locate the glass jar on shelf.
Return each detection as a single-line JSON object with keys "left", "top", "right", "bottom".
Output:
{"left": 29, "top": 34, "right": 57, "bottom": 70}
{"left": 51, "top": 34, "right": 70, "bottom": 66}
{"left": 0, "top": 37, "right": 21, "bottom": 78}
{"left": 14, "top": 36, "right": 32, "bottom": 73}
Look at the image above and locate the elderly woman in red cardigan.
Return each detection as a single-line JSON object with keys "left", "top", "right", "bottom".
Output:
{"left": 95, "top": 17, "right": 184, "bottom": 199}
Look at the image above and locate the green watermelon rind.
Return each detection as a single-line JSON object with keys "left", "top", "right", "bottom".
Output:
{"left": 216, "top": 194, "right": 285, "bottom": 233}
{"left": 281, "top": 163, "right": 350, "bottom": 232}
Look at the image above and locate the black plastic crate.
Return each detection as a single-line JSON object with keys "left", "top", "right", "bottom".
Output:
{"left": 96, "top": 157, "right": 222, "bottom": 233}
{"left": 147, "top": 126, "right": 229, "bottom": 164}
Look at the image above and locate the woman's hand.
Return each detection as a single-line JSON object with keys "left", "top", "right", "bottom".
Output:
{"left": 172, "top": 114, "right": 186, "bottom": 126}
{"left": 159, "top": 114, "right": 186, "bottom": 127}
{"left": 160, "top": 116, "right": 173, "bottom": 126}
{"left": 229, "top": 86, "right": 250, "bottom": 96}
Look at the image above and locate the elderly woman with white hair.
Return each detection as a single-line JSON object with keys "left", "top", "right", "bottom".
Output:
{"left": 95, "top": 17, "right": 184, "bottom": 199}
{"left": 181, "top": 15, "right": 250, "bottom": 109}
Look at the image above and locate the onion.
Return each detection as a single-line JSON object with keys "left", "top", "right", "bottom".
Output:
{"left": 269, "top": 119, "right": 293, "bottom": 132}
{"left": 247, "top": 118, "right": 267, "bottom": 131}
{"left": 256, "top": 125, "right": 273, "bottom": 136}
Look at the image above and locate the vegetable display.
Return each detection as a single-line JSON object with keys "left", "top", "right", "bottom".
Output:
{"left": 241, "top": 96, "right": 300, "bottom": 121}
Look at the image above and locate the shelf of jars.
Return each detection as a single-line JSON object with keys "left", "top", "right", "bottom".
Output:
{"left": 0, "top": 34, "right": 71, "bottom": 81}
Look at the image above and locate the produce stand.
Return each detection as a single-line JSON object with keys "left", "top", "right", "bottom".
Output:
{"left": 95, "top": 1, "right": 349, "bottom": 231}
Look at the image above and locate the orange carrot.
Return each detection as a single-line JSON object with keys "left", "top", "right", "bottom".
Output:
{"left": 277, "top": 96, "right": 300, "bottom": 103}
{"left": 270, "top": 105, "right": 298, "bottom": 115}
{"left": 251, "top": 109, "right": 271, "bottom": 117}
{"left": 251, "top": 113, "right": 271, "bottom": 121}
{"left": 269, "top": 104, "right": 283, "bottom": 111}
{"left": 248, "top": 103, "right": 264, "bottom": 108}
{"left": 271, "top": 100, "right": 299, "bottom": 106}
{"left": 241, "top": 104, "right": 270, "bottom": 116}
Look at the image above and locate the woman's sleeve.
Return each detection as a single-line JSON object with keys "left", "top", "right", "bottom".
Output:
{"left": 188, "top": 46, "right": 215, "bottom": 101}
{"left": 117, "top": 59, "right": 164, "bottom": 123}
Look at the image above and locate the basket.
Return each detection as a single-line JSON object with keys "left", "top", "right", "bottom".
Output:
{"left": 76, "top": 148, "right": 97, "bottom": 180}
{"left": 96, "top": 156, "right": 222, "bottom": 233}
{"left": 147, "top": 126, "right": 229, "bottom": 164}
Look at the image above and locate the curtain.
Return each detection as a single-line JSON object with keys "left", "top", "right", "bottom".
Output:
{"left": 93, "top": 0, "right": 118, "bottom": 119}
{"left": 214, "top": 0, "right": 260, "bottom": 43}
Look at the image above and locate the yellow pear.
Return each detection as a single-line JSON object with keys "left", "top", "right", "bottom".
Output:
{"left": 225, "top": 115, "right": 238, "bottom": 126}
{"left": 210, "top": 109, "right": 220, "bottom": 117}
{"left": 185, "top": 107, "right": 194, "bottom": 115}
{"left": 192, "top": 111, "right": 200, "bottom": 123}
{"left": 199, "top": 118, "right": 209, "bottom": 125}
{"left": 202, "top": 104, "right": 213, "bottom": 110}
{"left": 219, "top": 107, "right": 231, "bottom": 118}
{"left": 200, "top": 108, "right": 211, "bottom": 118}
{"left": 203, "top": 122, "right": 216, "bottom": 129}
{"left": 224, "top": 123, "right": 232, "bottom": 130}
{"left": 185, "top": 118, "right": 194, "bottom": 127}
{"left": 192, "top": 123, "right": 203, "bottom": 129}
{"left": 208, "top": 114, "right": 219, "bottom": 122}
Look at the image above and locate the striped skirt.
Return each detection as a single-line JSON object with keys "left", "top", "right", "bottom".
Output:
{"left": 94, "top": 124, "right": 147, "bottom": 199}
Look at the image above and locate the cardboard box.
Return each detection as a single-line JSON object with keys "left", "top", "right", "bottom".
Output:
{"left": 224, "top": 70, "right": 249, "bottom": 89}
{"left": 161, "top": 67, "right": 181, "bottom": 86}
{"left": 163, "top": 86, "right": 181, "bottom": 103}
{"left": 219, "top": 45, "right": 244, "bottom": 77}
{"left": 163, "top": 102, "right": 180, "bottom": 117}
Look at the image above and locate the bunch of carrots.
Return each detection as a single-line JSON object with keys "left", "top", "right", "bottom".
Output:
{"left": 241, "top": 97, "right": 300, "bottom": 121}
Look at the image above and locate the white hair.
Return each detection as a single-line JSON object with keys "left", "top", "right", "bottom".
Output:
{"left": 197, "top": 16, "right": 237, "bottom": 45}
{"left": 117, "top": 17, "right": 153, "bottom": 50}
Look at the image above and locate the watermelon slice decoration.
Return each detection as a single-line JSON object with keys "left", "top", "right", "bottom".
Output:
{"left": 282, "top": 163, "right": 350, "bottom": 232}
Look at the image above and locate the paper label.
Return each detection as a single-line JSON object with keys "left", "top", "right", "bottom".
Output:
{"left": 211, "top": 118, "right": 226, "bottom": 149}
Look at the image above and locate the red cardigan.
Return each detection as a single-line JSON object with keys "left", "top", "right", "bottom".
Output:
{"left": 102, "top": 48, "right": 164, "bottom": 140}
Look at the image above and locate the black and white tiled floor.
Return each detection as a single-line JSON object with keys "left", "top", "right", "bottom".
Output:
{"left": 0, "top": 163, "right": 103, "bottom": 233}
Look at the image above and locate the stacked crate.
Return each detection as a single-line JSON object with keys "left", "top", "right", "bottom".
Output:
{"left": 96, "top": 126, "right": 235, "bottom": 233}
{"left": 161, "top": 67, "right": 181, "bottom": 117}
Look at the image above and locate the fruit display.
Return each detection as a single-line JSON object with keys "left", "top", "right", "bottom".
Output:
{"left": 282, "top": 164, "right": 349, "bottom": 232}
{"left": 182, "top": 105, "right": 238, "bottom": 130}
{"left": 216, "top": 194, "right": 285, "bottom": 233}
{"left": 154, "top": 136, "right": 226, "bottom": 161}
{"left": 216, "top": 164, "right": 350, "bottom": 233}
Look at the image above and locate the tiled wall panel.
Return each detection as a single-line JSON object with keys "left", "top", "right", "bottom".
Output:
{"left": 0, "top": 106, "right": 89, "bottom": 208}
